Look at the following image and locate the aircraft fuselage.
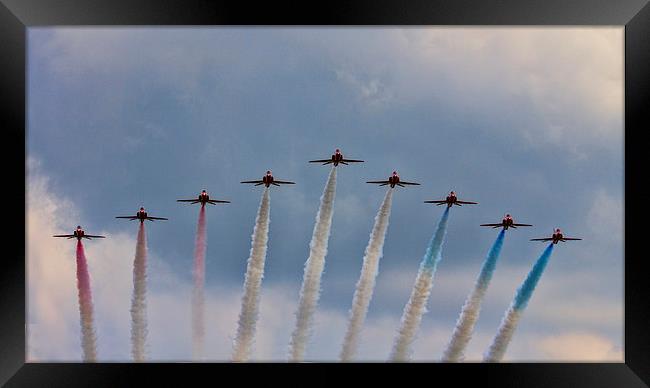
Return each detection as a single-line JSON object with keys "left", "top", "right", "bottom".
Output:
{"left": 198, "top": 193, "right": 210, "bottom": 205}
{"left": 262, "top": 174, "right": 274, "bottom": 187}
{"left": 445, "top": 195, "right": 458, "bottom": 207}
{"left": 136, "top": 211, "right": 148, "bottom": 222}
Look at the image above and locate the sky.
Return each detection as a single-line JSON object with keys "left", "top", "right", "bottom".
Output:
{"left": 26, "top": 27, "right": 624, "bottom": 362}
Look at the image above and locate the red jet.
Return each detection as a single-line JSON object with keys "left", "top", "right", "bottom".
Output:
{"left": 53, "top": 225, "right": 105, "bottom": 241}
{"left": 424, "top": 191, "right": 478, "bottom": 208}
{"left": 241, "top": 170, "right": 296, "bottom": 187}
{"left": 116, "top": 207, "right": 168, "bottom": 223}
{"left": 309, "top": 148, "right": 364, "bottom": 167}
{"left": 530, "top": 228, "right": 582, "bottom": 244}
{"left": 481, "top": 214, "right": 532, "bottom": 230}
{"left": 177, "top": 189, "right": 230, "bottom": 206}
{"left": 367, "top": 171, "right": 420, "bottom": 188}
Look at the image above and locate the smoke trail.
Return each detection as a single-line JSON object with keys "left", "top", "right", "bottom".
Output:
{"left": 130, "top": 222, "right": 148, "bottom": 362}
{"left": 289, "top": 166, "right": 338, "bottom": 361}
{"left": 75, "top": 241, "right": 97, "bottom": 362}
{"left": 232, "top": 188, "right": 271, "bottom": 361}
{"left": 442, "top": 229, "right": 506, "bottom": 362}
{"left": 389, "top": 207, "right": 451, "bottom": 361}
{"left": 192, "top": 206, "right": 207, "bottom": 360}
{"left": 340, "top": 188, "right": 394, "bottom": 362}
{"left": 483, "top": 243, "right": 555, "bottom": 362}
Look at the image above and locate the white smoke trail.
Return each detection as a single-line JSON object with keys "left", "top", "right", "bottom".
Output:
{"left": 232, "top": 188, "right": 271, "bottom": 362}
{"left": 192, "top": 206, "right": 207, "bottom": 360}
{"left": 389, "top": 208, "right": 450, "bottom": 361}
{"left": 289, "top": 166, "right": 338, "bottom": 361}
{"left": 340, "top": 188, "right": 394, "bottom": 362}
{"left": 130, "top": 223, "right": 148, "bottom": 362}
{"left": 442, "top": 285, "right": 492, "bottom": 362}
{"left": 483, "top": 306, "right": 522, "bottom": 362}
{"left": 442, "top": 230, "right": 505, "bottom": 362}
{"left": 483, "top": 244, "right": 554, "bottom": 362}
{"left": 389, "top": 266, "right": 435, "bottom": 361}
{"left": 76, "top": 241, "right": 97, "bottom": 362}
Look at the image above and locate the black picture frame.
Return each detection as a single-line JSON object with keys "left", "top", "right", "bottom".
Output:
{"left": 2, "top": 0, "right": 648, "bottom": 386}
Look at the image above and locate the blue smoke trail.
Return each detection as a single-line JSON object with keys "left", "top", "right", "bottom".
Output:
{"left": 422, "top": 207, "right": 451, "bottom": 270}
{"left": 483, "top": 243, "right": 555, "bottom": 362}
{"left": 511, "top": 243, "right": 555, "bottom": 310}
{"left": 442, "top": 230, "right": 506, "bottom": 361}
{"left": 389, "top": 207, "right": 450, "bottom": 361}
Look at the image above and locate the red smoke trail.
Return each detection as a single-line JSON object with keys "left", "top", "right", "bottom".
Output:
{"left": 192, "top": 205, "right": 207, "bottom": 360}
{"left": 130, "top": 222, "right": 148, "bottom": 361}
{"left": 76, "top": 240, "right": 97, "bottom": 362}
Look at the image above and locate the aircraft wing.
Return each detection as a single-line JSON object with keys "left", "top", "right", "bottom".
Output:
{"left": 208, "top": 199, "right": 231, "bottom": 204}
{"left": 273, "top": 180, "right": 296, "bottom": 185}
{"left": 424, "top": 200, "right": 447, "bottom": 204}
{"left": 530, "top": 237, "right": 553, "bottom": 241}
{"left": 341, "top": 158, "right": 364, "bottom": 163}
{"left": 309, "top": 159, "right": 332, "bottom": 164}
{"left": 457, "top": 200, "right": 478, "bottom": 204}
{"left": 513, "top": 223, "right": 533, "bottom": 227}
{"left": 146, "top": 216, "right": 168, "bottom": 221}
{"left": 177, "top": 199, "right": 199, "bottom": 202}
{"left": 241, "top": 180, "right": 264, "bottom": 184}
{"left": 367, "top": 180, "right": 390, "bottom": 185}
{"left": 480, "top": 223, "right": 502, "bottom": 227}
{"left": 115, "top": 216, "right": 138, "bottom": 220}
{"left": 84, "top": 234, "right": 106, "bottom": 239}
{"left": 562, "top": 237, "right": 582, "bottom": 241}
{"left": 399, "top": 181, "right": 420, "bottom": 186}
{"left": 53, "top": 234, "right": 75, "bottom": 238}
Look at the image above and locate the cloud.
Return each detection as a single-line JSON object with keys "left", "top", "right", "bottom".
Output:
{"left": 26, "top": 26, "right": 624, "bottom": 362}
{"left": 28, "top": 159, "right": 623, "bottom": 362}
{"left": 334, "top": 69, "right": 393, "bottom": 108}
{"left": 587, "top": 189, "right": 624, "bottom": 246}
{"left": 403, "top": 28, "right": 622, "bottom": 140}
{"left": 323, "top": 28, "right": 622, "bottom": 156}
{"left": 32, "top": 27, "right": 623, "bottom": 157}
{"left": 36, "top": 28, "right": 206, "bottom": 100}
{"left": 27, "top": 159, "right": 81, "bottom": 360}
{"left": 534, "top": 332, "right": 623, "bottom": 361}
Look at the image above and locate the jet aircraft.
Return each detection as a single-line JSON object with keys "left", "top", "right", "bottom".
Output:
{"left": 530, "top": 228, "right": 582, "bottom": 244}
{"left": 53, "top": 225, "right": 105, "bottom": 241}
{"left": 309, "top": 148, "right": 364, "bottom": 166}
{"left": 177, "top": 189, "right": 230, "bottom": 206}
{"left": 116, "top": 207, "right": 168, "bottom": 223}
{"left": 367, "top": 171, "right": 420, "bottom": 188}
{"left": 241, "top": 170, "right": 296, "bottom": 187}
{"left": 480, "top": 214, "right": 532, "bottom": 230}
